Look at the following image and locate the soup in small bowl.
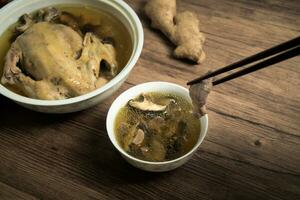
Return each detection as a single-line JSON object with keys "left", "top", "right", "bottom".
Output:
{"left": 106, "top": 82, "right": 208, "bottom": 172}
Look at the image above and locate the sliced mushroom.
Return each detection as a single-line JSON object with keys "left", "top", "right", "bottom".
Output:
{"left": 160, "top": 97, "right": 176, "bottom": 106}
{"left": 35, "top": 7, "right": 60, "bottom": 22}
{"left": 43, "top": 7, "right": 61, "bottom": 22}
{"left": 16, "top": 7, "right": 61, "bottom": 33}
{"left": 16, "top": 14, "right": 34, "bottom": 33}
{"left": 129, "top": 94, "right": 167, "bottom": 112}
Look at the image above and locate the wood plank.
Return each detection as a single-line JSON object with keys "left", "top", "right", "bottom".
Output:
{"left": 0, "top": 0, "right": 299, "bottom": 199}
{"left": 0, "top": 182, "right": 37, "bottom": 200}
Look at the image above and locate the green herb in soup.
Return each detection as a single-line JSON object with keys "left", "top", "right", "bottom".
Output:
{"left": 114, "top": 92, "right": 201, "bottom": 162}
{"left": 0, "top": 6, "right": 132, "bottom": 100}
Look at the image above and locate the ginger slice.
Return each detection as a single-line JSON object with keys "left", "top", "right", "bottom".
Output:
{"left": 145, "top": 0, "right": 205, "bottom": 64}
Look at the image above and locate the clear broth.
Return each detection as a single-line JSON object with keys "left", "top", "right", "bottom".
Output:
{"left": 114, "top": 92, "right": 201, "bottom": 162}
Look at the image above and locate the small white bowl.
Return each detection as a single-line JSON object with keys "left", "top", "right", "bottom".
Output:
{"left": 106, "top": 82, "right": 208, "bottom": 172}
{"left": 0, "top": 0, "right": 143, "bottom": 113}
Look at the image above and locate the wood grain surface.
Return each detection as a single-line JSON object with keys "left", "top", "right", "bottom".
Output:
{"left": 0, "top": 0, "right": 299, "bottom": 199}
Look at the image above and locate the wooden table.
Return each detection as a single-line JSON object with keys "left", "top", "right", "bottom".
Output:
{"left": 0, "top": 0, "right": 299, "bottom": 199}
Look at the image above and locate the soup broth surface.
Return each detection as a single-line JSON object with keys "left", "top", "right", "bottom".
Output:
{"left": 0, "top": 5, "right": 132, "bottom": 96}
{"left": 115, "top": 92, "right": 201, "bottom": 162}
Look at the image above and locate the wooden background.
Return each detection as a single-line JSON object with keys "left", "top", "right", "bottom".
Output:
{"left": 0, "top": 0, "right": 299, "bottom": 199}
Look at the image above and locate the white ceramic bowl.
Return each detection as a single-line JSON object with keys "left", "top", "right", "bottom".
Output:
{"left": 106, "top": 82, "right": 208, "bottom": 172}
{"left": 0, "top": 0, "right": 143, "bottom": 113}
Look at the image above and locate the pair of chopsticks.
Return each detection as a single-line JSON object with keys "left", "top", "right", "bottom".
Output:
{"left": 187, "top": 36, "right": 300, "bottom": 86}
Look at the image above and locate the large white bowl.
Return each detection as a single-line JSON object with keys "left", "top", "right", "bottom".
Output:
{"left": 106, "top": 82, "right": 208, "bottom": 172}
{"left": 0, "top": 0, "right": 144, "bottom": 113}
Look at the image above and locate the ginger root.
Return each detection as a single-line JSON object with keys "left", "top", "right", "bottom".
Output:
{"left": 145, "top": 0, "right": 205, "bottom": 64}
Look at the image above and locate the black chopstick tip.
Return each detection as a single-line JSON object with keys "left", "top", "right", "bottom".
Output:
{"left": 187, "top": 79, "right": 199, "bottom": 85}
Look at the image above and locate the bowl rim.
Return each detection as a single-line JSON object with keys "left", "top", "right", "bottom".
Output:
{"left": 106, "top": 81, "right": 209, "bottom": 165}
{"left": 0, "top": 0, "right": 144, "bottom": 106}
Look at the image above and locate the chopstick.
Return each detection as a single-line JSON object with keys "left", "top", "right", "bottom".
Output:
{"left": 187, "top": 36, "right": 300, "bottom": 86}
{"left": 212, "top": 46, "right": 299, "bottom": 85}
